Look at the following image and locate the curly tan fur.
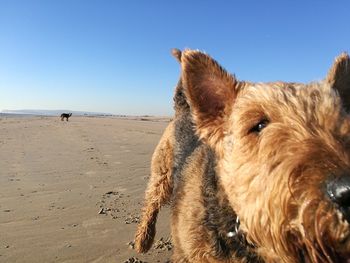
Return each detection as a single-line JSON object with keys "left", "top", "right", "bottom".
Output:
{"left": 135, "top": 49, "right": 350, "bottom": 262}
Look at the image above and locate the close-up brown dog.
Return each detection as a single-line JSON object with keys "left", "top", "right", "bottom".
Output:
{"left": 3, "top": 2, "right": 350, "bottom": 263}
{"left": 135, "top": 48, "right": 350, "bottom": 262}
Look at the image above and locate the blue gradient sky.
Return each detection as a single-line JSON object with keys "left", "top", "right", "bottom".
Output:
{"left": 1, "top": 1, "right": 349, "bottom": 115}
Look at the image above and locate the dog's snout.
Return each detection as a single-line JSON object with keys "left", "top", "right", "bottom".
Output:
{"left": 326, "top": 172, "right": 350, "bottom": 222}
{"left": 327, "top": 172, "right": 350, "bottom": 206}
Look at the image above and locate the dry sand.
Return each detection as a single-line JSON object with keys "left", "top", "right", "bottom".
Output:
{"left": 0, "top": 116, "right": 172, "bottom": 262}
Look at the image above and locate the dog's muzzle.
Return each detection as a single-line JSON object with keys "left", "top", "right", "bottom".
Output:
{"left": 326, "top": 171, "right": 350, "bottom": 222}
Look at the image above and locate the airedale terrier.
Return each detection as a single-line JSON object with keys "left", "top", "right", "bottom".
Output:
{"left": 135, "top": 48, "right": 350, "bottom": 262}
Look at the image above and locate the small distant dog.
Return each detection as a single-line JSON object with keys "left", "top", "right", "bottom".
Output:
{"left": 135, "top": 48, "right": 350, "bottom": 262}
{"left": 60, "top": 113, "right": 72, "bottom": 121}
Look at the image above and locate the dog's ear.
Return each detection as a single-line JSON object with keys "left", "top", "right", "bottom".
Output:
{"left": 181, "top": 49, "right": 239, "bottom": 146}
{"left": 326, "top": 52, "right": 350, "bottom": 111}
{"left": 171, "top": 48, "right": 182, "bottom": 63}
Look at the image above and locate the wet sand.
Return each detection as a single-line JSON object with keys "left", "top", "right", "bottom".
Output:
{"left": 0, "top": 116, "right": 172, "bottom": 262}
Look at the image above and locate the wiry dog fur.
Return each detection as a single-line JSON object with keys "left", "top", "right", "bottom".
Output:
{"left": 135, "top": 49, "right": 350, "bottom": 262}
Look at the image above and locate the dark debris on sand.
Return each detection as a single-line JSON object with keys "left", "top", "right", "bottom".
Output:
{"left": 127, "top": 237, "right": 172, "bottom": 251}
{"left": 123, "top": 257, "right": 147, "bottom": 263}
{"left": 153, "top": 237, "right": 173, "bottom": 251}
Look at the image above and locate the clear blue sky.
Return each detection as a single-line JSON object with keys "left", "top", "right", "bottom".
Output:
{"left": 1, "top": 1, "right": 349, "bottom": 116}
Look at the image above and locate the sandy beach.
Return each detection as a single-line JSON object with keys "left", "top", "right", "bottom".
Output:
{"left": 0, "top": 116, "right": 172, "bottom": 262}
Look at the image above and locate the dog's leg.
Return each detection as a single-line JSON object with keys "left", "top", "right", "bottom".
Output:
{"left": 135, "top": 122, "right": 174, "bottom": 253}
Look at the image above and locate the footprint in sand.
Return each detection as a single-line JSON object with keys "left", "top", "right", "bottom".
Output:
{"left": 82, "top": 217, "right": 104, "bottom": 228}
{"left": 97, "top": 191, "right": 126, "bottom": 219}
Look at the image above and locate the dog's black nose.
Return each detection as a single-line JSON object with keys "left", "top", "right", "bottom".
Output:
{"left": 327, "top": 173, "right": 350, "bottom": 206}
{"left": 326, "top": 172, "right": 350, "bottom": 221}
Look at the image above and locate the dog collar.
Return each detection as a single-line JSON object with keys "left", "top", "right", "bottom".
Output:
{"left": 226, "top": 216, "right": 240, "bottom": 238}
{"left": 202, "top": 148, "right": 263, "bottom": 262}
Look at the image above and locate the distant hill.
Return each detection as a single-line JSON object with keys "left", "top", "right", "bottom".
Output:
{"left": 1, "top": 109, "right": 114, "bottom": 117}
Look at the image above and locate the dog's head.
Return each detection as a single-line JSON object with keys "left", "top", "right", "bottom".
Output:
{"left": 177, "top": 49, "right": 350, "bottom": 262}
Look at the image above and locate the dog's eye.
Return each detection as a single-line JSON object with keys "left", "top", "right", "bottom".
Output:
{"left": 249, "top": 119, "right": 269, "bottom": 134}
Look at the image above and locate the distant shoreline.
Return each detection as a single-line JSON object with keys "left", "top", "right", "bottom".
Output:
{"left": 0, "top": 113, "right": 172, "bottom": 122}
